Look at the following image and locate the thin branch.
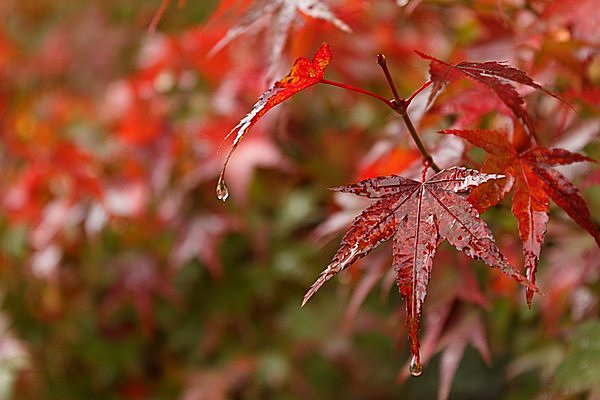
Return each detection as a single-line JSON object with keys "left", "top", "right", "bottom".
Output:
{"left": 324, "top": 65, "right": 440, "bottom": 173}
{"left": 376, "top": 54, "right": 401, "bottom": 103}
{"left": 399, "top": 109, "right": 441, "bottom": 172}
{"left": 148, "top": 0, "right": 171, "bottom": 35}
{"left": 377, "top": 54, "right": 440, "bottom": 172}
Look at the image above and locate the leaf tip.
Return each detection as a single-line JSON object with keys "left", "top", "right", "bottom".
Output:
{"left": 302, "top": 260, "right": 345, "bottom": 306}
{"left": 521, "top": 277, "right": 541, "bottom": 296}
{"left": 526, "top": 292, "right": 534, "bottom": 309}
{"left": 300, "top": 295, "right": 310, "bottom": 308}
{"left": 301, "top": 282, "right": 320, "bottom": 308}
{"left": 314, "top": 42, "right": 333, "bottom": 67}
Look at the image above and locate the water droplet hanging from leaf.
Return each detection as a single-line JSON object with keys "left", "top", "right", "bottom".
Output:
{"left": 216, "top": 175, "right": 229, "bottom": 202}
{"left": 409, "top": 355, "right": 423, "bottom": 377}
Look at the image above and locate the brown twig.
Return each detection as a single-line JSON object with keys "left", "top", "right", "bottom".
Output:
{"left": 377, "top": 54, "right": 440, "bottom": 172}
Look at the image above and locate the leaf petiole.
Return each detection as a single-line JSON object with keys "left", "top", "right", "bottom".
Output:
{"left": 399, "top": 108, "right": 441, "bottom": 172}
{"left": 322, "top": 57, "right": 441, "bottom": 173}
{"left": 319, "top": 78, "right": 394, "bottom": 108}
{"left": 406, "top": 80, "right": 432, "bottom": 106}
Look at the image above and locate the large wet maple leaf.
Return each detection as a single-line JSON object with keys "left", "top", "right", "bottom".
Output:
{"left": 217, "top": 42, "right": 331, "bottom": 200}
{"left": 302, "top": 167, "right": 533, "bottom": 370}
{"left": 416, "top": 52, "right": 561, "bottom": 137}
{"left": 441, "top": 129, "right": 600, "bottom": 305}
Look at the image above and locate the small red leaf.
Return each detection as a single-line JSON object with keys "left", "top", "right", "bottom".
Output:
{"left": 415, "top": 51, "right": 462, "bottom": 105}
{"left": 470, "top": 158, "right": 515, "bottom": 213}
{"left": 217, "top": 43, "right": 331, "bottom": 200}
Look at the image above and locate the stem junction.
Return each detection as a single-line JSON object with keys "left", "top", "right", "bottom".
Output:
{"left": 376, "top": 54, "right": 440, "bottom": 172}
{"left": 319, "top": 55, "right": 441, "bottom": 173}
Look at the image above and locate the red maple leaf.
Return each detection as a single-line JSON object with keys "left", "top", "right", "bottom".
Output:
{"left": 441, "top": 129, "right": 600, "bottom": 305}
{"left": 357, "top": 146, "right": 420, "bottom": 181}
{"left": 437, "top": 85, "right": 512, "bottom": 129}
{"left": 99, "top": 255, "right": 179, "bottom": 336}
{"left": 416, "top": 52, "right": 561, "bottom": 137}
{"left": 541, "top": 0, "right": 600, "bottom": 45}
{"left": 216, "top": 42, "right": 331, "bottom": 200}
{"left": 301, "top": 167, "right": 533, "bottom": 372}
{"left": 209, "top": 0, "right": 350, "bottom": 78}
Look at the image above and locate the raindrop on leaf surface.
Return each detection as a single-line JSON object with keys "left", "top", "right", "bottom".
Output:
{"left": 409, "top": 355, "right": 422, "bottom": 377}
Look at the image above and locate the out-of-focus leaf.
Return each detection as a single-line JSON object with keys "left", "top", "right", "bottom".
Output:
{"left": 542, "top": 0, "right": 600, "bottom": 45}
{"left": 541, "top": 224, "right": 599, "bottom": 328}
{"left": 209, "top": 0, "right": 349, "bottom": 79}
{"left": 554, "top": 321, "right": 600, "bottom": 397}
{"left": 180, "top": 356, "right": 257, "bottom": 400}
{"left": 170, "top": 214, "right": 232, "bottom": 278}
{"left": 357, "top": 146, "right": 420, "bottom": 181}
{"left": 98, "top": 255, "right": 180, "bottom": 335}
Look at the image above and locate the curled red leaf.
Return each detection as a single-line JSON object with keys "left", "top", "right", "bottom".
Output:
{"left": 216, "top": 42, "right": 331, "bottom": 200}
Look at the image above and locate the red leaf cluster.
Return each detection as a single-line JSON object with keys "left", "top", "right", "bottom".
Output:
{"left": 442, "top": 129, "right": 599, "bottom": 305}
{"left": 217, "top": 41, "right": 598, "bottom": 385}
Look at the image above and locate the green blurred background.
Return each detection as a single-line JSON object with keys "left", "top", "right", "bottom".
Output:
{"left": 0, "top": 1, "right": 599, "bottom": 399}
